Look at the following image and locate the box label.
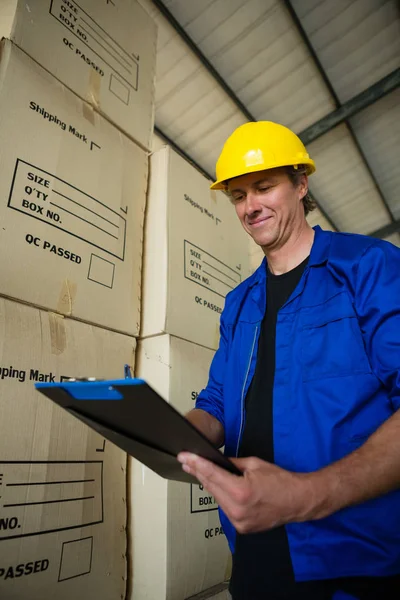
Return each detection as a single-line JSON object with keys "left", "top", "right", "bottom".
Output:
{"left": 8, "top": 159, "right": 127, "bottom": 261}
{"left": 184, "top": 240, "right": 242, "bottom": 298}
{"left": 204, "top": 526, "right": 224, "bottom": 539}
{"left": 0, "top": 559, "right": 50, "bottom": 581}
{"left": 190, "top": 484, "right": 217, "bottom": 513}
{"left": 50, "top": 0, "right": 139, "bottom": 96}
{"left": 0, "top": 461, "right": 103, "bottom": 540}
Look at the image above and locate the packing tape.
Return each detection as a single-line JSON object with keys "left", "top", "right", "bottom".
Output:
{"left": 82, "top": 101, "right": 96, "bottom": 126}
{"left": 57, "top": 278, "right": 77, "bottom": 317}
{"left": 48, "top": 312, "right": 67, "bottom": 356}
{"left": 87, "top": 68, "right": 102, "bottom": 112}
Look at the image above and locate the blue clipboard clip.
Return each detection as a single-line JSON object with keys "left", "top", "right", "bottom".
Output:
{"left": 64, "top": 363, "right": 134, "bottom": 384}
{"left": 124, "top": 364, "right": 133, "bottom": 379}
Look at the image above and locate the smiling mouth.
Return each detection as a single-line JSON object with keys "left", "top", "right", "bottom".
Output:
{"left": 248, "top": 216, "right": 271, "bottom": 227}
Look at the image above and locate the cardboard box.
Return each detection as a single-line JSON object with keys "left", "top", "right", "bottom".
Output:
{"left": 0, "top": 0, "right": 157, "bottom": 149}
{"left": 207, "top": 592, "right": 229, "bottom": 600}
{"left": 129, "top": 335, "right": 230, "bottom": 600}
{"left": 141, "top": 146, "right": 250, "bottom": 350}
{"left": 185, "top": 583, "right": 230, "bottom": 600}
{"left": 190, "top": 589, "right": 230, "bottom": 600}
{"left": 0, "top": 297, "right": 136, "bottom": 600}
{"left": 0, "top": 40, "right": 148, "bottom": 336}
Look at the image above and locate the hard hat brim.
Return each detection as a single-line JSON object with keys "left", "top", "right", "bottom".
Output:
{"left": 210, "top": 159, "right": 316, "bottom": 190}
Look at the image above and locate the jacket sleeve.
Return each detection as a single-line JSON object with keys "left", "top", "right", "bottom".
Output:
{"left": 195, "top": 309, "right": 229, "bottom": 429}
{"left": 355, "top": 240, "right": 400, "bottom": 411}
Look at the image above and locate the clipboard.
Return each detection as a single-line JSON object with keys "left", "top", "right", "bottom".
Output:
{"left": 35, "top": 378, "right": 242, "bottom": 484}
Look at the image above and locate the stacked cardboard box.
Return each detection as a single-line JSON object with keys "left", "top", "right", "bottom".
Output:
{"left": 140, "top": 144, "right": 250, "bottom": 350}
{"left": 130, "top": 144, "right": 249, "bottom": 599}
{"left": 0, "top": 40, "right": 149, "bottom": 335}
{"left": 0, "top": 298, "right": 136, "bottom": 600}
{"left": 0, "top": 2, "right": 157, "bottom": 598}
{"left": 0, "top": 0, "right": 157, "bottom": 150}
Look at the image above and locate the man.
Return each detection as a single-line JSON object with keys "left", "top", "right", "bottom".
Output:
{"left": 178, "top": 121, "right": 400, "bottom": 599}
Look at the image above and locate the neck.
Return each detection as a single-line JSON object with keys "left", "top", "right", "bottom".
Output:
{"left": 263, "top": 222, "right": 315, "bottom": 275}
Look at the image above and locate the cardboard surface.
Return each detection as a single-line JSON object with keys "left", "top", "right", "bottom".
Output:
{"left": 129, "top": 335, "right": 230, "bottom": 600}
{"left": 0, "top": 297, "right": 136, "bottom": 600}
{"left": 0, "top": 0, "right": 157, "bottom": 149}
{"left": 207, "top": 592, "right": 230, "bottom": 600}
{"left": 141, "top": 145, "right": 250, "bottom": 350}
{"left": 187, "top": 587, "right": 230, "bottom": 600}
{"left": 249, "top": 238, "right": 265, "bottom": 273}
{"left": 0, "top": 40, "right": 148, "bottom": 335}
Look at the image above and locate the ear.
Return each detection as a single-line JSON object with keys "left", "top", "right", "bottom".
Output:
{"left": 298, "top": 174, "right": 308, "bottom": 199}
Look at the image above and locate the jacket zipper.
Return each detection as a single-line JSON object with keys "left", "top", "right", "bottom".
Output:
{"left": 235, "top": 324, "right": 259, "bottom": 457}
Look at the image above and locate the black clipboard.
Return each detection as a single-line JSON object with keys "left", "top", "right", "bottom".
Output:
{"left": 35, "top": 378, "right": 242, "bottom": 484}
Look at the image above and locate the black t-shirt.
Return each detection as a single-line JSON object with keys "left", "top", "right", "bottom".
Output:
{"left": 229, "top": 258, "right": 400, "bottom": 600}
{"left": 239, "top": 257, "right": 309, "bottom": 462}
{"left": 230, "top": 258, "right": 308, "bottom": 600}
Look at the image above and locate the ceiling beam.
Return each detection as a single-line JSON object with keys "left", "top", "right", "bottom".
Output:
{"left": 151, "top": 0, "right": 256, "bottom": 121}
{"left": 283, "top": 0, "right": 336, "bottom": 101}
{"left": 154, "top": 126, "right": 214, "bottom": 181}
{"left": 299, "top": 69, "right": 400, "bottom": 145}
{"left": 369, "top": 220, "right": 400, "bottom": 239}
{"left": 283, "top": 0, "right": 396, "bottom": 224}
{"left": 308, "top": 192, "right": 338, "bottom": 232}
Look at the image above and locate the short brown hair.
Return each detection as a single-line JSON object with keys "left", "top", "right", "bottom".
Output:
{"left": 285, "top": 165, "right": 316, "bottom": 216}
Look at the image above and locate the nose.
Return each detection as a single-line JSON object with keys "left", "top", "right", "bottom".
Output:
{"left": 244, "top": 192, "right": 262, "bottom": 217}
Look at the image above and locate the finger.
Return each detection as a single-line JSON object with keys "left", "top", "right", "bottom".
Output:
{"left": 177, "top": 451, "right": 195, "bottom": 463}
{"left": 180, "top": 454, "right": 245, "bottom": 507}
{"left": 180, "top": 457, "right": 256, "bottom": 529}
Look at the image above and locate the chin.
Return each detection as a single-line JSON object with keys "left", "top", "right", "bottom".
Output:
{"left": 248, "top": 224, "right": 278, "bottom": 248}
{"left": 252, "top": 233, "right": 277, "bottom": 248}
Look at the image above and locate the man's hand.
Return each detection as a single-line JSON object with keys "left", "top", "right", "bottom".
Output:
{"left": 177, "top": 453, "right": 315, "bottom": 534}
{"left": 179, "top": 411, "right": 400, "bottom": 534}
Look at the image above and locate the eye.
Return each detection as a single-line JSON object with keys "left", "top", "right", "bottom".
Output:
{"left": 258, "top": 186, "right": 271, "bottom": 193}
{"left": 231, "top": 194, "right": 244, "bottom": 204}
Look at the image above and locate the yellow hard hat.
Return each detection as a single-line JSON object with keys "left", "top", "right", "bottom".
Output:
{"left": 210, "top": 121, "right": 316, "bottom": 190}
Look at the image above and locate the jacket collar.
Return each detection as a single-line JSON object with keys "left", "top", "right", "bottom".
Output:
{"left": 250, "top": 225, "right": 332, "bottom": 283}
{"left": 245, "top": 226, "right": 333, "bottom": 322}
{"left": 309, "top": 225, "right": 332, "bottom": 267}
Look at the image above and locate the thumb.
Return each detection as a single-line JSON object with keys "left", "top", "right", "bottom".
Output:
{"left": 229, "top": 457, "right": 253, "bottom": 472}
{"left": 230, "top": 456, "right": 269, "bottom": 472}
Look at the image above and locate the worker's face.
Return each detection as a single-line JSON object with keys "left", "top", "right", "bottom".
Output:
{"left": 227, "top": 168, "right": 308, "bottom": 249}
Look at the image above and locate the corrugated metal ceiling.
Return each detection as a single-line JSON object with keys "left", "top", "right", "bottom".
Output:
{"left": 163, "top": 0, "right": 336, "bottom": 130}
{"left": 290, "top": 0, "right": 400, "bottom": 103}
{"left": 140, "top": 0, "right": 400, "bottom": 258}
{"left": 307, "top": 124, "right": 390, "bottom": 234}
{"left": 351, "top": 88, "right": 400, "bottom": 221}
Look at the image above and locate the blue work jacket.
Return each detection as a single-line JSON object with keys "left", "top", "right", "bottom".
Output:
{"left": 196, "top": 226, "right": 400, "bottom": 581}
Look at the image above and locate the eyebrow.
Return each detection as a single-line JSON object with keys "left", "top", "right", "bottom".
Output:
{"left": 229, "top": 177, "right": 276, "bottom": 194}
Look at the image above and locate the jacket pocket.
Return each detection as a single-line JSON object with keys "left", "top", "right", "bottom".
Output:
{"left": 300, "top": 292, "right": 371, "bottom": 382}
